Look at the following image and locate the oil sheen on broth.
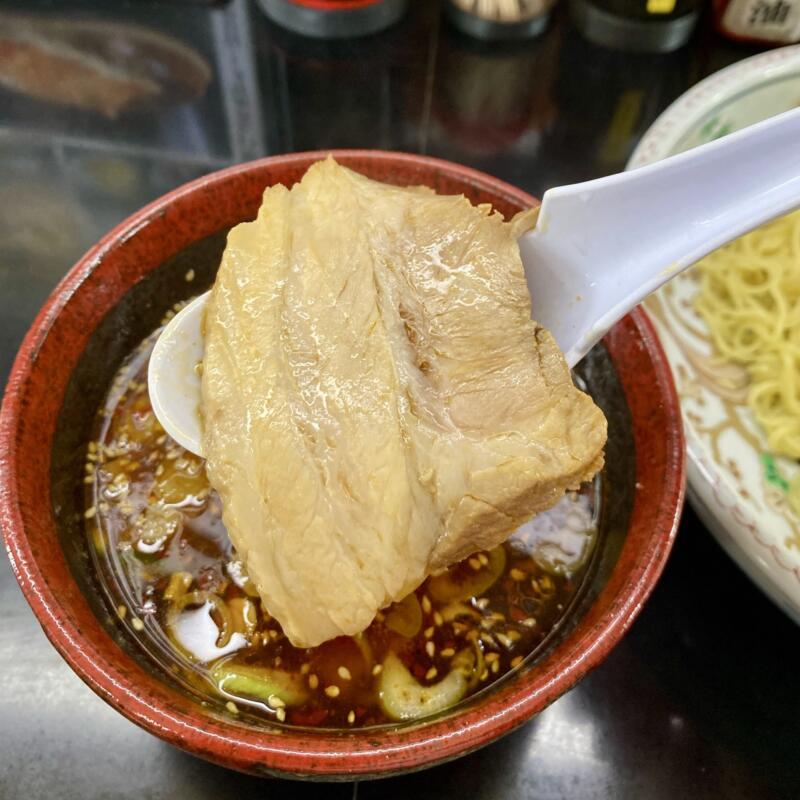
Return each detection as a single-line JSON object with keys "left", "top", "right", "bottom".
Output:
{"left": 85, "top": 329, "right": 600, "bottom": 729}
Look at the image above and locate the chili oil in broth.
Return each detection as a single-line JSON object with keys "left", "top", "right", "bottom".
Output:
{"left": 85, "top": 326, "right": 601, "bottom": 729}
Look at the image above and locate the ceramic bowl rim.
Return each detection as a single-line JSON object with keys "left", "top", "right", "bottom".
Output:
{"left": 628, "top": 43, "right": 800, "bottom": 169}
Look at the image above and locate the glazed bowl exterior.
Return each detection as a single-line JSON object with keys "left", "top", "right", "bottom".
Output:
{"left": 0, "top": 150, "right": 685, "bottom": 779}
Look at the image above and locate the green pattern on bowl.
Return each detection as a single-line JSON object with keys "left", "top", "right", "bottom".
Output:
{"left": 673, "top": 72, "right": 800, "bottom": 153}
{"left": 763, "top": 453, "right": 790, "bottom": 493}
{"left": 697, "top": 115, "right": 733, "bottom": 143}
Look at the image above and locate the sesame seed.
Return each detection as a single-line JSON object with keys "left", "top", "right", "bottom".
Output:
{"left": 478, "top": 553, "right": 489, "bottom": 566}
{"left": 522, "top": 617, "right": 537, "bottom": 628}
{"left": 267, "top": 695, "right": 285, "bottom": 709}
{"left": 496, "top": 632, "right": 513, "bottom": 648}
{"left": 372, "top": 664, "right": 383, "bottom": 676}
{"left": 469, "top": 558, "right": 481, "bottom": 571}
{"left": 83, "top": 476, "right": 94, "bottom": 484}
{"left": 440, "top": 647, "right": 455, "bottom": 658}
{"left": 300, "top": 663, "right": 310, "bottom": 675}
{"left": 337, "top": 666, "right": 352, "bottom": 681}
{"left": 476, "top": 597, "right": 490, "bottom": 610}
{"left": 226, "top": 701, "right": 239, "bottom": 714}
{"left": 509, "top": 568, "right": 526, "bottom": 581}
{"left": 424, "top": 626, "right": 434, "bottom": 639}
{"left": 511, "top": 656, "right": 523, "bottom": 668}
{"left": 484, "top": 652, "right": 500, "bottom": 663}
{"left": 185, "top": 269, "right": 195, "bottom": 282}
{"left": 507, "top": 630, "right": 522, "bottom": 642}
{"left": 308, "top": 674, "right": 319, "bottom": 689}
{"left": 131, "top": 617, "right": 144, "bottom": 631}
{"left": 425, "top": 667, "right": 438, "bottom": 681}
{"left": 276, "top": 707, "right": 286, "bottom": 722}
{"left": 480, "top": 669, "right": 489, "bottom": 681}
{"left": 347, "top": 710, "right": 355, "bottom": 725}
{"left": 421, "top": 595, "right": 432, "bottom": 614}
{"left": 84, "top": 506, "right": 97, "bottom": 519}
{"left": 433, "top": 611, "right": 443, "bottom": 627}
{"left": 425, "top": 641, "right": 435, "bottom": 658}
{"left": 491, "top": 660, "right": 500, "bottom": 674}
{"left": 324, "top": 685, "right": 340, "bottom": 698}
{"left": 116, "top": 604, "right": 127, "bottom": 619}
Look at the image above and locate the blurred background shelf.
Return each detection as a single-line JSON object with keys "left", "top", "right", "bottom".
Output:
{"left": 1, "top": 1, "right": 798, "bottom": 798}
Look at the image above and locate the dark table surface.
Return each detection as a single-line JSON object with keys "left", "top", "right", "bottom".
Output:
{"left": 1, "top": 1, "right": 798, "bottom": 798}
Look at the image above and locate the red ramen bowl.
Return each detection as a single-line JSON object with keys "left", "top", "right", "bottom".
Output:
{"left": 0, "top": 151, "right": 684, "bottom": 779}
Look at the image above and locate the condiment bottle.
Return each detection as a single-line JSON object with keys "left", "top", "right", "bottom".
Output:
{"left": 257, "top": 0, "right": 408, "bottom": 38}
{"left": 446, "top": 0, "right": 558, "bottom": 39}
{"left": 712, "top": 0, "right": 800, "bottom": 44}
{"left": 569, "top": 0, "right": 703, "bottom": 52}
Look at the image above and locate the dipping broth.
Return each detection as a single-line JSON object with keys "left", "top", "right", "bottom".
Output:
{"left": 85, "top": 325, "right": 600, "bottom": 729}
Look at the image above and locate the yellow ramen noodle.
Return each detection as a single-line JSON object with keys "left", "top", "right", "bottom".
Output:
{"left": 696, "top": 209, "right": 800, "bottom": 461}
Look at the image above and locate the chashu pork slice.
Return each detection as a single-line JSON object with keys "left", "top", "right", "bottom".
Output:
{"left": 201, "top": 157, "right": 607, "bottom": 648}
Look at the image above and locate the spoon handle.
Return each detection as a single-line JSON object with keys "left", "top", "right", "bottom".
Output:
{"left": 520, "top": 107, "right": 800, "bottom": 367}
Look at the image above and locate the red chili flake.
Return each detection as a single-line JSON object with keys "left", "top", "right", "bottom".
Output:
{"left": 291, "top": 707, "right": 329, "bottom": 726}
{"left": 197, "top": 566, "right": 220, "bottom": 591}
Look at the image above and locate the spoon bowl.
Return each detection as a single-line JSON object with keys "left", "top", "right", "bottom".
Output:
{"left": 149, "top": 292, "right": 207, "bottom": 455}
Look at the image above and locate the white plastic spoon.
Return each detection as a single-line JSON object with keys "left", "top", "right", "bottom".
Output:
{"left": 149, "top": 108, "right": 800, "bottom": 456}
